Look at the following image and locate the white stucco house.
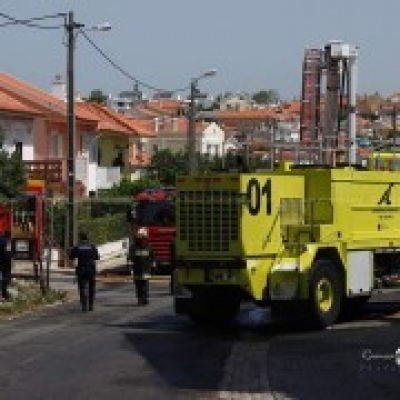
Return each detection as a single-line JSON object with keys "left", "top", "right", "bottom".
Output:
{"left": 200, "top": 122, "right": 225, "bottom": 156}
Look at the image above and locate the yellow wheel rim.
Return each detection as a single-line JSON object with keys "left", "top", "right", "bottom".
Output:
{"left": 316, "top": 278, "right": 333, "bottom": 313}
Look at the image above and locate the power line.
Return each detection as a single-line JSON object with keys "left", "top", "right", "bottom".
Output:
{"left": 80, "top": 30, "right": 190, "bottom": 94}
{"left": 0, "top": 11, "right": 191, "bottom": 95}
{"left": 0, "top": 12, "right": 65, "bottom": 29}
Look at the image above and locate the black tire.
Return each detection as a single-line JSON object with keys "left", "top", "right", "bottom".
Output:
{"left": 174, "top": 296, "right": 193, "bottom": 315}
{"left": 189, "top": 289, "right": 240, "bottom": 326}
{"left": 308, "top": 260, "right": 343, "bottom": 328}
{"left": 270, "top": 300, "right": 307, "bottom": 325}
{"left": 340, "top": 295, "right": 371, "bottom": 321}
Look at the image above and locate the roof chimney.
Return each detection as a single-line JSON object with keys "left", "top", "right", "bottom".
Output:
{"left": 51, "top": 74, "right": 67, "bottom": 101}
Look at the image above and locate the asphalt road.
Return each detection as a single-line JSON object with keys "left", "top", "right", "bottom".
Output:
{"left": 0, "top": 280, "right": 399, "bottom": 400}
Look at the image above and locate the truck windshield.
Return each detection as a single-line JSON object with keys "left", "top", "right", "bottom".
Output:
{"left": 135, "top": 201, "right": 175, "bottom": 226}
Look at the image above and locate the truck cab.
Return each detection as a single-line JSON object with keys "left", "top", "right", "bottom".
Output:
{"left": 132, "top": 188, "right": 176, "bottom": 273}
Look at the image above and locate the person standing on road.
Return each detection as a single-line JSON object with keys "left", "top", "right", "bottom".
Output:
{"left": 169, "top": 236, "right": 176, "bottom": 295}
{"left": 127, "top": 228, "right": 155, "bottom": 305}
{"left": 69, "top": 232, "right": 100, "bottom": 312}
{"left": 0, "top": 230, "right": 13, "bottom": 301}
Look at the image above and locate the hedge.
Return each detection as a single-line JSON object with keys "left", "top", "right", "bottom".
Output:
{"left": 49, "top": 200, "right": 131, "bottom": 247}
{"left": 77, "top": 213, "right": 130, "bottom": 245}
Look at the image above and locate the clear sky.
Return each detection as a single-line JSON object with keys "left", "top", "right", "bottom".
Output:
{"left": 1, "top": 0, "right": 399, "bottom": 101}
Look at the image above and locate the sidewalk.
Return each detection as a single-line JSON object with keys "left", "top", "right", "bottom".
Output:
{"left": 9, "top": 256, "right": 130, "bottom": 297}
{"left": 12, "top": 255, "right": 129, "bottom": 277}
{"left": 3, "top": 256, "right": 169, "bottom": 315}
{"left": 12, "top": 256, "right": 169, "bottom": 292}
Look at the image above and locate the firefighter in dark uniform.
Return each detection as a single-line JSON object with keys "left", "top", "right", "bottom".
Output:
{"left": 128, "top": 228, "right": 155, "bottom": 305}
{"left": 0, "top": 230, "right": 13, "bottom": 301}
{"left": 69, "top": 232, "right": 100, "bottom": 312}
{"left": 169, "top": 236, "right": 176, "bottom": 295}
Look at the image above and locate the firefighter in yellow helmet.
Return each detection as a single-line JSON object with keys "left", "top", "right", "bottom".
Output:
{"left": 127, "top": 228, "right": 155, "bottom": 305}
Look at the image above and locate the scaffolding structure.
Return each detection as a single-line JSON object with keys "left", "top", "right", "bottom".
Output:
{"left": 271, "top": 41, "right": 359, "bottom": 166}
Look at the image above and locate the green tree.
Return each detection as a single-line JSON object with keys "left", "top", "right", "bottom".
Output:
{"left": 150, "top": 149, "right": 188, "bottom": 185}
{"left": 99, "top": 176, "right": 161, "bottom": 198}
{"left": 87, "top": 89, "right": 108, "bottom": 104}
{"left": 0, "top": 129, "right": 26, "bottom": 200}
{"left": 252, "top": 89, "right": 279, "bottom": 105}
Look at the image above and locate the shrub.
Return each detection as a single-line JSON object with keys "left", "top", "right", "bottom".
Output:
{"left": 78, "top": 213, "right": 130, "bottom": 245}
{"left": 48, "top": 200, "right": 131, "bottom": 247}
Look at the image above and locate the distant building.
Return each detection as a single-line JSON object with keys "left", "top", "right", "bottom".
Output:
{"left": 107, "top": 83, "right": 145, "bottom": 113}
{"left": 200, "top": 122, "right": 225, "bottom": 156}
{"left": 153, "top": 90, "right": 174, "bottom": 100}
{"left": 218, "top": 92, "right": 256, "bottom": 112}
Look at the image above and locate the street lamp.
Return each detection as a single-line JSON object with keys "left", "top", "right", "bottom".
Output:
{"left": 65, "top": 11, "right": 110, "bottom": 251}
{"left": 187, "top": 69, "right": 217, "bottom": 174}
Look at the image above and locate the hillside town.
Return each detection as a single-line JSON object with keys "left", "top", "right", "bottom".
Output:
{"left": 1, "top": 71, "right": 400, "bottom": 197}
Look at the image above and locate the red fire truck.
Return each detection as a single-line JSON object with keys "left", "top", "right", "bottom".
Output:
{"left": 0, "top": 179, "right": 45, "bottom": 262}
{"left": 131, "top": 187, "right": 176, "bottom": 273}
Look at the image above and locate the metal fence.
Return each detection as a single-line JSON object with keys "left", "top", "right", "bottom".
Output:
{"left": 0, "top": 196, "right": 133, "bottom": 260}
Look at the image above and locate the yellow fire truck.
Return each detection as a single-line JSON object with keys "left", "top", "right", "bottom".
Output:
{"left": 173, "top": 41, "right": 400, "bottom": 328}
{"left": 174, "top": 166, "right": 400, "bottom": 328}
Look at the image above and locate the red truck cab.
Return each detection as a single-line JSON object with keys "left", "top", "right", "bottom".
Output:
{"left": 132, "top": 187, "right": 176, "bottom": 273}
{"left": 0, "top": 179, "right": 45, "bottom": 261}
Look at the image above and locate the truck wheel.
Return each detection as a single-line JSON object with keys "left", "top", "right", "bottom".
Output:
{"left": 189, "top": 291, "right": 240, "bottom": 326}
{"left": 174, "top": 296, "right": 193, "bottom": 315}
{"left": 188, "top": 297, "right": 209, "bottom": 325}
{"left": 271, "top": 301, "right": 303, "bottom": 322}
{"left": 309, "top": 260, "right": 343, "bottom": 328}
{"left": 214, "top": 299, "right": 241, "bottom": 325}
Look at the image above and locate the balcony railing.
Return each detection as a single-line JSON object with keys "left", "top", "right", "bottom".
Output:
{"left": 24, "top": 160, "right": 63, "bottom": 183}
{"left": 24, "top": 161, "right": 122, "bottom": 193}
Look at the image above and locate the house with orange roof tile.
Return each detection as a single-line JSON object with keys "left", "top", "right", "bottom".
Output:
{"left": 141, "top": 115, "right": 228, "bottom": 160}
{"left": 76, "top": 102, "right": 154, "bottom": 188}
{"left": 0, "top": 72, "right": 153, "bottom": 195}
{"left": 214, "top": 108, "right": 276, "bottom": 137}
{"left": 144, "top": 99, "right": 187, "bottom": 118}
{"left": 129, "top": 99, "right": 236, "bottom": 159}
{"left": 0, "top": 72, "right": 99, "bottom": 195}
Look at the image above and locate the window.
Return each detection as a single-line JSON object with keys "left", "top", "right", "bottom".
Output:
{"left": 112, "top": 150, "right": 124, "bottom": 170}
{"left": 98, "top": 147, "right": 102, "bottom": 165}
{"left": 51, "top": 133, "right": 62, "bottom": 157}
{"left": 14, "top": 141, "right": 23, "bottom": 157}
{"left": 136, "top": 201, "right": 175, "bottom": 226}
{"left": 89, "top": 142, "right": 97, "bottom": 163}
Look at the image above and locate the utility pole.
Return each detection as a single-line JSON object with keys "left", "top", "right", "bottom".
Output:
{"left": 392, "top": 106, "right": 397, "bottom": 139}
{"left": 64, "top": 13, "right": 109, "bottom": 257}
{"left": 188, "top": 80, "right": 197, "bottom": 174}
{"left": 187, "top": 69, "right": 217, "bottom": 175}
{"left": 66, "top": 11, "right": 83, "bottom": 252}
